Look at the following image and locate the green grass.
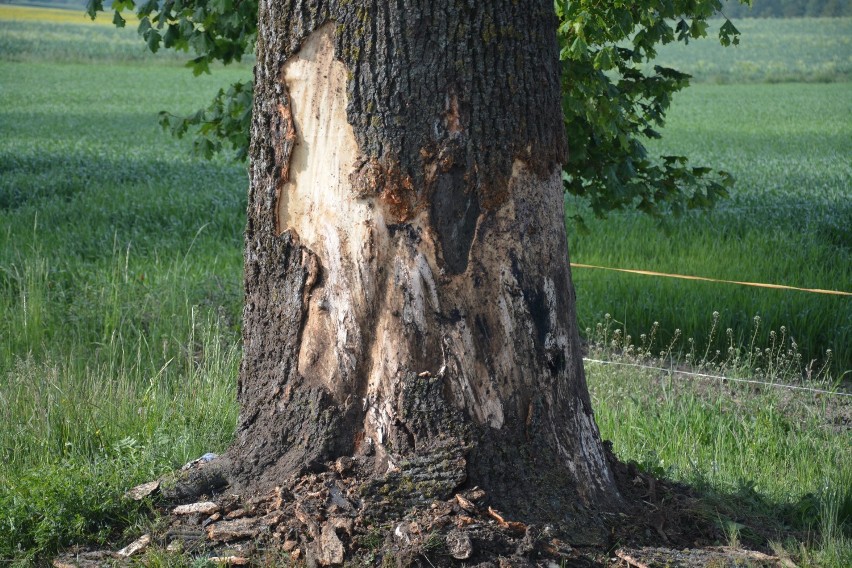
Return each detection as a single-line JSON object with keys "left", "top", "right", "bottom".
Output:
{"left": 568, "top": 82, "right": 852, "bottom": 374}
{"left": 0, "top": 7, "right": 850, "bottom": 566}
{"left": 0, "top": 13, "right": 251, "bottom": 561}
{"left": 0, "top": 5, "right": 192, "bottom": 64}
{"left": 588, "top": 357, "right": 852, "bottom": 566}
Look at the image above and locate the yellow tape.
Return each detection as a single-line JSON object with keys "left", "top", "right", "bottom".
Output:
{"left": 570, "top": 263, "right": 852, "bottom": 297}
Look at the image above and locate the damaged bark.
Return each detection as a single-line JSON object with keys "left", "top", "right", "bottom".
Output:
{"left": 176, "top": 0, "right": 622, "bottom": 558}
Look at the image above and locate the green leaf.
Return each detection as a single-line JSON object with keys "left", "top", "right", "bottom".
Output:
{"left": 210, "top": 0, "right": 232, "bottom": 14}
{"left": 163, "top": 25, "right": 180, "bottom": 49}
{"left": 85, "top": 0, "right": 104, "bottom": 20}
{"left": 689, "top": 19, "right": 709, "bottom": 39}
{"left": 568, "top": 36, "right": 589, "bottom": 60}
{"left": 187, "top": 57, "right": 211, "bottom": 76}
{"left": 593, "top": 47, "right": 615, "bottom": 71}
{"left": 112, "top": 11, "right": 126, "bottom": 28}
{"left": 145, "top": 29, "right": 162, "bottom": 53}
{"left": 719, "top": 19, "right": 742, "bottom": 47}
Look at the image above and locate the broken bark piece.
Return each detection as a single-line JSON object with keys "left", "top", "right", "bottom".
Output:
{"left": 487, "top": 506, "right": 507, "bottom": 524}
{"left": 446, "top": 529, "right": 473, "bottom": 560}
{"left": 206, "top": 518, "right": 261, "bottom": 541}
{"left": 294, "top": 503, "right": 320, "bottom": 538}
{"left": 464, "top": 487, "right": 486, "bottom": 501}
{"left": 125, "top": 480, "right": 159, "bottom": 501}
{"left": 330, "top": 516, "right": 354, "bottom": 534}
{"left": 116, "top": 534, "right": 151, "bottom": 558}
{"left": 174, "top": 501, "right": 219, "bottom": 516}
{"left": 455, "top": 493, "right": 477, "bottom": 513}
{"left": 202, "top": 512, "right": 222, "bottom": 528}
{"left": 208, "top": 556, "right": 250, "bottom": 566}
{"left": 334, "top": 456, "right": 354, "bottom": 475}
{"left": 225, "top": 508, "right": 247, "bottom": 519}
{"left": 273, "top": 486, "right": 285, "bottom": 509}
{"left": 318, "top": 524, "right": 345, "bottom": 566}
{"left": 487, "top": 506, "right": 526, "bottom": 534}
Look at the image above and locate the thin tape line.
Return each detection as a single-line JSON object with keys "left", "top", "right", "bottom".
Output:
{"left": 583, "top": 358, "right": 852, "bottom": 398}
{"left": 570, "top": 263, "right": 852, "bottom": 297}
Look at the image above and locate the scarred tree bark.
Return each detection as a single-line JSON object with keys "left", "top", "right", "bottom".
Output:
{"left": 188, "top": 0, "right": 621, "bottom": 544}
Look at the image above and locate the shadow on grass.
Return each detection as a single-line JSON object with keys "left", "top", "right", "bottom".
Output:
{"left": 614, "top": 456, "right": 851, "bottom": 553}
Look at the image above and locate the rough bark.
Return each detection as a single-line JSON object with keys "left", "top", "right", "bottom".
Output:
{"left": 208, "top": 0, "right": 620, "bottom": 533}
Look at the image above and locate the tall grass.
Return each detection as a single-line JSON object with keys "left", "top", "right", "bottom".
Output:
{"left": 0, "top": 12, "right": 250, "bottom": 560}
{"left": 588, "top": 357, "right": 852, "bottom": 566}
{"left": 0, "top": 242, "right": 241, "bottom": 561}
{"left": 568, "top": 82, "right": 852, "bottom": 373}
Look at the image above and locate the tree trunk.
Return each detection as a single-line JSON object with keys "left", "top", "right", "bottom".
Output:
{"left": 210, "top": 0, "right": 619, "bottom": 533}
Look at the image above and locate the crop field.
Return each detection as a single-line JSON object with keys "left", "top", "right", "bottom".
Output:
{"left": 568, "top": 81, "right": 852, "bottom": 373}
{"left": 0, "top": 6, "right": 850, "bottom": 566}
{"left": 648, "top": 17, "right": 852, "bottom": 83}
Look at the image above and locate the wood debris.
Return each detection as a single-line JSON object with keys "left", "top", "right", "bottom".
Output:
{"left": 317, "top": 524, "right": 345, "bottom": 566}
{"left": 487, "top": 506, "right": 526, "bottom": 534}
{"left": 125, "top": 480, "right": 159, "bottom": 501}
{"left": 455, "top": 493, "right": 477, "bottom": 512}
{"left": 206, "top": 517, "right": 262, "bottom": 542}
{"left": 445, "top": 528, "right": 473, "bottom": 560}
{"left": 208, "top": 555, "right": 250, "bottom": 565}
{"left": 116, "top": 534, "right": 151, "bottom": 558}
{"left": 174, "top": 501, "right": 219, "bottom": 516}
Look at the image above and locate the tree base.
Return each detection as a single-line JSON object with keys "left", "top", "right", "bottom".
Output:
{"left": 160, "top": 465, "right": 590, "bottom": 566}
{"left": 53, "top": 445, "right": 794, "bottom": 568}
{"left": 149, "top": 445, "right": 614, "bottom": 566}
{"left": 53, "top": 446, "right": 798, "bottom": 567}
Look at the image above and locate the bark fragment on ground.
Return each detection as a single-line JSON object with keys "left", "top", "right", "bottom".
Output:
{"left": 54, "top": 452, "right": 789, "bottom": 567}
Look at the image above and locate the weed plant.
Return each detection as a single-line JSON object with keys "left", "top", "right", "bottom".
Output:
{"left": 585, "top": 312, "right": 838, "bottom": 386}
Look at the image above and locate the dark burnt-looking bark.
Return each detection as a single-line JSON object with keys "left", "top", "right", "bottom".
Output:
{"left": 222, "top": 0, "right": 621, "bottom": 538}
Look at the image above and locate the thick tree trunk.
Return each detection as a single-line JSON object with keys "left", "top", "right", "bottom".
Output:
{"left": 214, "top": 0, "right": 619, "bottom": 532}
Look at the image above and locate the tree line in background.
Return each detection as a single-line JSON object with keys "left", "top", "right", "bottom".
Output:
{"left": 722, "top": 0, "right": 852, "bottom": 17}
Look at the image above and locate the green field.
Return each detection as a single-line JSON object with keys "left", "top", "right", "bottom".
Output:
{"left": 0, "top": 7, "right": 850, "bottom": 566}
{"left": 0, "top": 9, "right": 250, "bottom": 561}
{"left": 567, "top": 19, "right": 852, "bottom": 375}
{"left": 649, "top": 17, "right": 852, "bottom": 83}
{"left": 568, "top": 81, "right": 852, "bottom": 374}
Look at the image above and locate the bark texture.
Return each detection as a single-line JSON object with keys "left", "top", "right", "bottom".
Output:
{"left": 220, "top": 0, "right": 620, "bottom": 528}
